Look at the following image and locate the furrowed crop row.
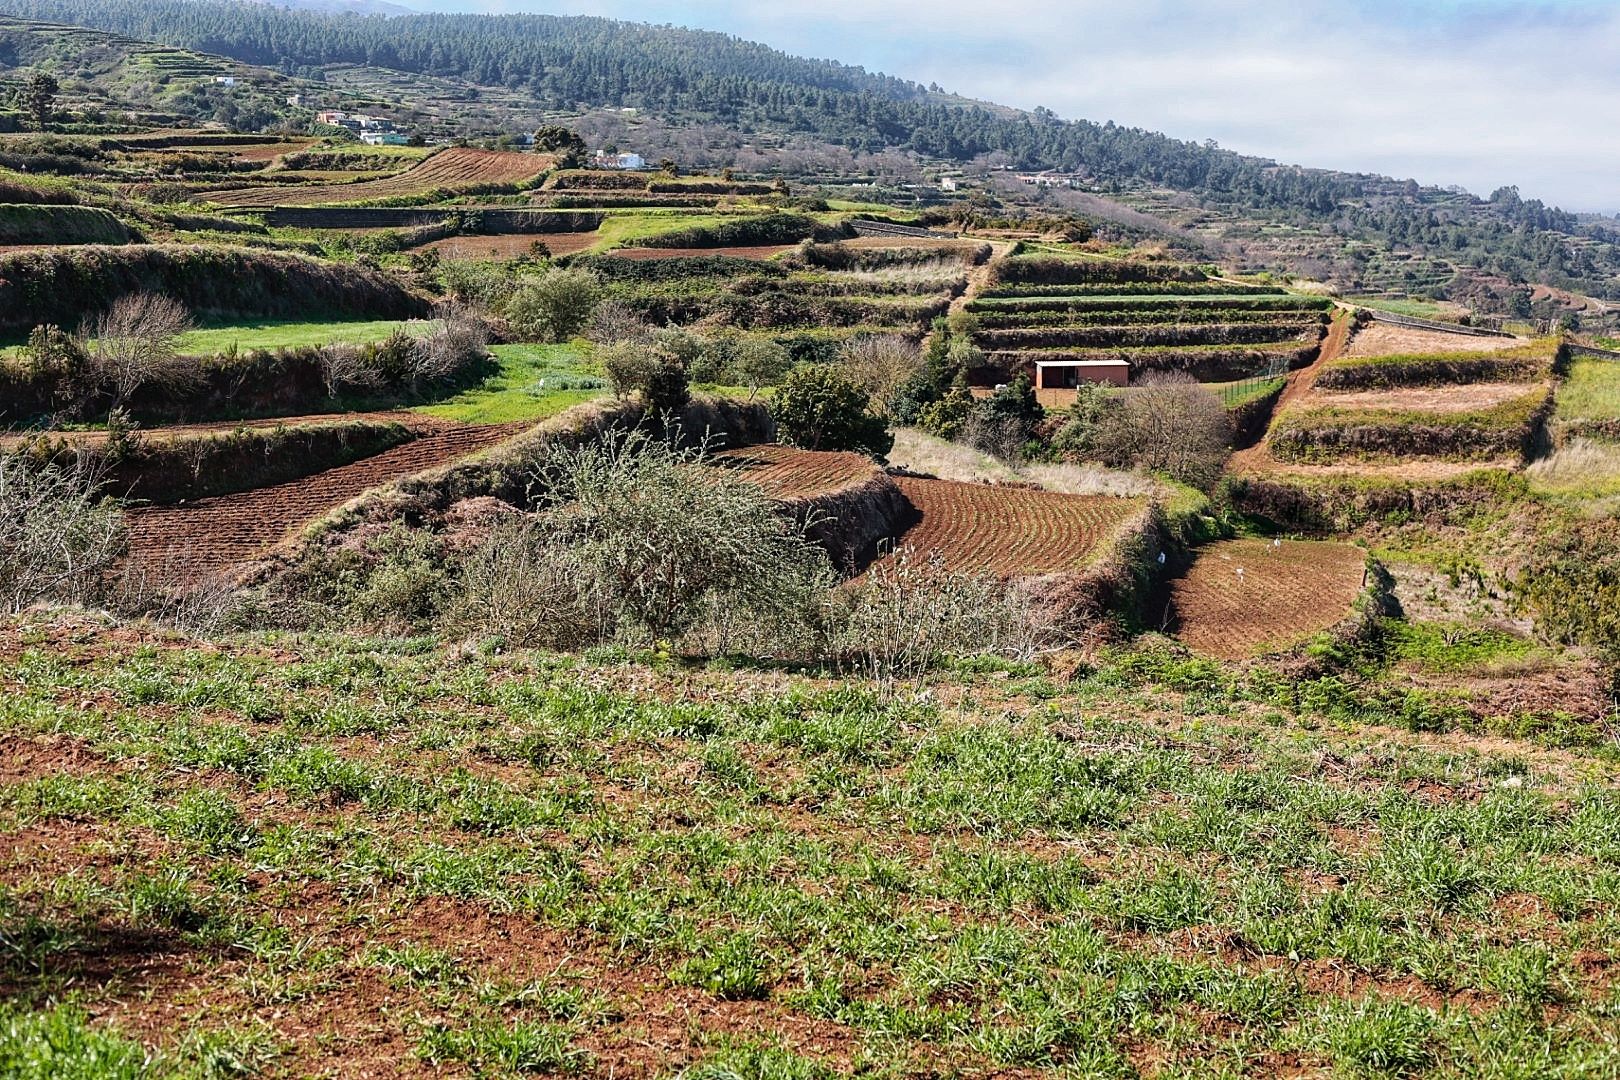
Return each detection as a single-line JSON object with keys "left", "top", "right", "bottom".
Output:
{"left": 971, "top": 308, "right": 1329, "bottom": 329}
{"left": 875, "top": 476, "right": 1141, "bottom": 577}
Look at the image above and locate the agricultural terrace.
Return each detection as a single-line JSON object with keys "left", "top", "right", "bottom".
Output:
{"left": 715, "top": 443, "right": 884, "bottom": 502}
{"left": 1268, "top": 336, "right": 1559, "bottom": 466}
{"left": 1170, "top": 539, "right": 1369, "bottom": 659}
{"left": 875, "top": 476, "right": 1142, "bottom": 577}
{"left": 201, "top": 147, "right": 555, "bottom": 208}
{"left": 124, "top": 419, "right": 526, "bottom": 579}
{"left": 964, "top": 253, "right": 1331, "bottom": 397}
{"left": 573, "top": 242, "right": 978, "bottom": 336}
{"left": 5, "top": 620, "right": 1620, "bottom": 1076}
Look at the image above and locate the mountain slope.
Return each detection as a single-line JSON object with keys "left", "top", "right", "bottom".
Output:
{"left": 0, "top": 0, "right": 1616, "bottom": 302}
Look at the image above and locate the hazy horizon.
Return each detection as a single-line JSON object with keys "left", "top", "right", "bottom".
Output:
{"left": 375, "top": 0, "right": 1620, "bottom": 215}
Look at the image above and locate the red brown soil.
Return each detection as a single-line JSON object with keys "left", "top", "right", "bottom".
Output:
{"left": 203, "top": 148, "right": 554, "bottom": 208}
{"left": 607, "top": 245, "right": 796, "bottom": 261}
{"left": 714, "top": 443, "right": 881, "bottom": 501}
{"left": 414, "top": 231, "right": 599, "bottom": 260}
{"left": 1169, "top": 539, "right": 1367, "bottom": 659}
{"left": 124, "top": 419, "right": 525, "bottom": 580}
{"left": 872, "top": 475, "right": 1141, "bottom": 577}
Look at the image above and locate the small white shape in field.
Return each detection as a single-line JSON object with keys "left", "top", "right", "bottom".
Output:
{"left": 1272, "top": 538, "right": 1281, "bottom": 549}
{"left": 1157, "top": 552, "right": 1166, "bottom": 564}
{"left": 1236, "top": 567, "right": 1246, "bottom": 581}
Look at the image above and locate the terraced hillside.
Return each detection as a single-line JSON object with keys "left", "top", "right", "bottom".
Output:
{"left": 1268, "top": 337, "right": 1558, "bottom": 467}
{"left": 201, "top": 148, "right": 553, "bottom": 208}
{"left": 965, "top": 253, "right": 1332, "bottom": 403}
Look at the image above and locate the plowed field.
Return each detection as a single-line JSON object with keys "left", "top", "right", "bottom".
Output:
{"left": 417, "top": 232, "right": 600, "bottom": 260}
{"left": 1170, "top": 539, "right": 1366, "bottom": 659}
{"left": 714, "top": 444, "right": 881, "bottom": 501}
{"left": 608, "top": 245, "right": 796, "bottom": 261}
{"left": 125, "top": 421, "right": 524, "bottom": 580}
{"left": 202, "top": 148, "right": 553, "bottom": 208}
{"left": 874, "top": 476, "right": 1140, "bottom": 576}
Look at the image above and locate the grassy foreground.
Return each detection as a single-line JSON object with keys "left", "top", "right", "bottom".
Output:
{"left": 3, "top": 618, "right": 1619, "bottom": 1078}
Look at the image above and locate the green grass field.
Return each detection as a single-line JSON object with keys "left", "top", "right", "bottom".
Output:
{"left": 593, "top": 210, "right": 757, "bottom": 249}
{"left": 1, "top": 621, "right": 1616, "bottom": 1077}
{"left": 175, "top": 319, "right": 416, "bottom": 355}
{"left": 412, "top": 342, "right": 604, "bottom": 424}
{"left": 1553, "top": 358, "right": 1620, "bottom": 425}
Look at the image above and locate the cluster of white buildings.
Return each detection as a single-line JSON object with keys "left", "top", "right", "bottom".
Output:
{"left": 593, "top": 150, "right": 649, "bottom": 171}
{"left": 313, "top": 110, "right": 411, "bottom": 145}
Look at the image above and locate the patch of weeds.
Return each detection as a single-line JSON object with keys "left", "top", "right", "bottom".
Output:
{"left": 416, "top": 1017, "right": 589, "bottom": 1075}
{"left": 1311, "top": 998, "right": 1437, "bottom": 1077}
{"left": 155, "top": 789, "right": 253, "bottom": 855}
{"left": 678, "top": 1042, "right": 838, "bottom": 1080}
{"left": 0, "top": 1003, "right": 155, "bottom": 1079}
{"left": 670, "top": 933, "right": 774, "bottom": 1001}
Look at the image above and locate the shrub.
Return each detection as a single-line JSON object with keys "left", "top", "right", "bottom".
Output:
{"left": 0, "top": 451, "right": 126, "bottom": 613}
{"left": 497, "top": 431, "right": 835, "bottom": 643}
{"left": 1095, "top": 374, "right": 1230, "bottom": 488}
{"left": 833, "top": 547, "right": 1050, "bottom": 681}
{"left": 12, "top": 324, "right": 90, "bottom": 410}
{"left": 504, "top": 267, "right": 602, "bottom": 343}
{"left": 964, "top": 374, "right": 1043, "bottom": 462}
{"left": 771, "top": 365, "right": 893, "bottom": 458}
{"left": 1517, "top": 519, "right": 1620, "bottom": 669}
{"left": 729, "top": 336, "right": 791, "bottom": 399}
{"left": 600, "top": 334, "right": 693, "bottom": 414}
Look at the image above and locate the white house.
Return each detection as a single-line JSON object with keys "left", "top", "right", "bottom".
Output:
{"left": 361, "top": 131, "right": 411, "bottom": 146}
{"left": 213, "top": 76, "right": 236, "bottom": 87}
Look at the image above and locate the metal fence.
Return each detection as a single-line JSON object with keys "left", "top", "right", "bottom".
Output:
{"left": 1215, "top": 355, "right": 1292, "bottom": 408}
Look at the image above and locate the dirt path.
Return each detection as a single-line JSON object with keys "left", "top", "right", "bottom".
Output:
{"left": 922, "top": 238, "right": 1011, "bottom": 356}
{"left": 1227, "top": 307, "right": 1353, "bottom": 474}
{"left": 125, "top": 422, "right": 524, "bottom": 581}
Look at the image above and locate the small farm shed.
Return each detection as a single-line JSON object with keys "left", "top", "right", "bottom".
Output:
{"left": 1033, "top": 358, "right": 1130, "bottom": 389}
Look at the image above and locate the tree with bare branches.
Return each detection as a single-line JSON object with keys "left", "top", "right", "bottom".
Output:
{"left": 89, "top": 294, "right": 196, "bottom": 409}
{"left": 1095, "top": 373, "right": 1231, "bottom": 488}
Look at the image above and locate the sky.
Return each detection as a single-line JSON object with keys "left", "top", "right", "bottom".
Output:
{"left": 398, "top": 0, "right": 1620, "bottom": 212}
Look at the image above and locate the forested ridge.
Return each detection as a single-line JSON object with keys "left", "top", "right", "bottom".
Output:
{"left": 0, "top": 0, "right": 1499, "bottom": 208}
{"left": 2, "top": 0, "right": 1616, "bottom": 297}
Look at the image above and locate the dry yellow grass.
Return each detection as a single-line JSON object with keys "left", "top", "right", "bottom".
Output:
{"left": 1311, "top": 382, "right": 1545, "bottom": 413}
{"left": 1342, "top": 323, "right": 1525, "bottom": 358}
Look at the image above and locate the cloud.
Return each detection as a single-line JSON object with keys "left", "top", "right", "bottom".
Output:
{"left": 419, "top": 0, "right": 1620, "bottom": 211}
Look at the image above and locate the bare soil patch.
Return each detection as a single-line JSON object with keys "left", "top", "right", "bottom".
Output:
{"left": 1170, "top": 539, "right": 1367, "bottom": 659}
{"left": 124, "top": 420, "right": 526, "bottom": 579}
